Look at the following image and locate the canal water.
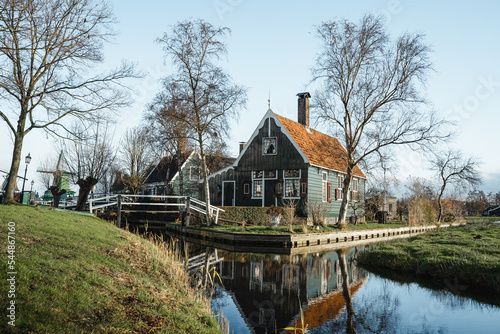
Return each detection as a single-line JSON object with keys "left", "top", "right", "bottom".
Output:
{"left": 174, "top": 239, "right": 500, "bottom": 334}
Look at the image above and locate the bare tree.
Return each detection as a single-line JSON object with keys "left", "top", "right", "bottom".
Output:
{"left": 312, "top": 15, "right": 448, "bottom": 229}
{"left": 431, "top": 150, "right": 482, "bottom": 223}
{"left": 37, "top": 151, "right": 68, "bottom": 208}
{"left": 155, "top": 19, "right": 247, "bottom": 224}
{"left": 0, "top": 0, "right": 136, "bottom": 203}
{"left": 120, "top": 126, "right": 153, "bottom": 195}
{"left": 61, "top": 123, "right": 115, "bottom": 211}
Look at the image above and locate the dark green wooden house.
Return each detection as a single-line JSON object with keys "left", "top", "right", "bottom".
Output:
{"left": 206, "top": 92, "right": 367, "bottom": 224}
{"left": 142, "top": 151, "right": 202, "bottom": 198}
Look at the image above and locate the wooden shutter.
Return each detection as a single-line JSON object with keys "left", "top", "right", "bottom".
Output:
{"left": 327, "top": 183, "right": 332, "bottom": 202}
{"left": 335, "top": 188, "right": 340, "bottom": 200}
{"left": 242, "top": 180, "right": 251, "bottom": 198}
{"left": 300, "top": 178, "right": 307, "bottom": 198}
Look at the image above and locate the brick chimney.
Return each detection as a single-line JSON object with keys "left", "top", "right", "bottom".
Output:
{"left": 239, "top": 142, "right": 246, "bottom": 153}
{"left": 297, "top": 92, "right": 311, "bottom": 127}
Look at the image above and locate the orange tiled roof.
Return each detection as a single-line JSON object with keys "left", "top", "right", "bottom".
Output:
{"left": 275, "top": 114, "right": 366, "bottom": 178}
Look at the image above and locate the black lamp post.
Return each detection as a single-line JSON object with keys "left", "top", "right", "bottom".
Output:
{"left": 20, "top": 153, "right": 31, "bottom": 204}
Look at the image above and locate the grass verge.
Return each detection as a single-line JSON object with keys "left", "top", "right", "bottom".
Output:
{"left": 187, "top": 222, "right": 421, "bottom": 235}
{"left": 0, "top": 204, "right": 221, "bottom": 333}
{"left": 357, "top": 222, "right": 500, "bottom": 300}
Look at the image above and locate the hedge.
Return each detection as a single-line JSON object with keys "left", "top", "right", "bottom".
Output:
{"left": 219, "top": 206, "right": 270, "bottom": 226}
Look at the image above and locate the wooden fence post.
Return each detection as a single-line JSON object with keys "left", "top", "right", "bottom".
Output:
{"left": 185, "top": 197, "right": 191, "bottom": 227}
{"left": 117, "top": 195, "right": 122, "bottom": 229}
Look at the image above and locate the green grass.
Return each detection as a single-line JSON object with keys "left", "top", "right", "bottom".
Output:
{"left": 189, "top": 221, "right": 411, "bottom": 235}
{"left": 465, "top": 215, "right": 500, "bottom": 224}
{"left": 0, "top": 204, "right": 221, "bottom": 334}
{"left": 357, "top": 222, "right": 500, "bottom": 297}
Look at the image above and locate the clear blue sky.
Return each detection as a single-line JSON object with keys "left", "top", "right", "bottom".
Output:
{"left": 1, "top": 0, "right": 499, "bottom": 196}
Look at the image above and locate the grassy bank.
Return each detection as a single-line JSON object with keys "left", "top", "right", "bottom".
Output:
{"left": 0, "top": 205, "right": 221, "bottom": 333}
{"left": 357, "top": 222, "right": 500, "bottom": 297}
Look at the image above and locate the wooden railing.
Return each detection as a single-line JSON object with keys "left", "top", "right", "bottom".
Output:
{"left": 88, "top": 194, "right": 224, "bottom": 227}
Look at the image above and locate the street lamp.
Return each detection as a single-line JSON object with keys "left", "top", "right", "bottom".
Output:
{"left": 20, "top": 153, "right": 31, "bottom": 204}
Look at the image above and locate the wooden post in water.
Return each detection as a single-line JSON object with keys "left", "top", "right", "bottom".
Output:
{"left": 117, "top": 195, "right": 122, "bottom": 229}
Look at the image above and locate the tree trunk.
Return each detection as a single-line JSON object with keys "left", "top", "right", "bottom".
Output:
{"left": 4, "top": 133, "right": 24, "bottom": 203}
{"left": 338, "top": 164, "right": 354, "bottom": 230}
{"left": 75, "top": 176, "right": 98, "bottom": 211}
{"left": 50, "top": 186, "right": 66, "bottom": 208}
{"left": 198, "top": 134, "right": 212, "bottom": 226}
{"left": 437, "top": 183, "right": 446, "bottom": 223}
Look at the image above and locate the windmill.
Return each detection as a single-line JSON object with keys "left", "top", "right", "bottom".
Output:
{"left": 0, "top": 170, "right": 28, "bottom": 203}
{"left": 1, "top": 169, "right": 27, "bottom": 190}
{"left": 37, "top": 151, "right": 74, "bottom": 207}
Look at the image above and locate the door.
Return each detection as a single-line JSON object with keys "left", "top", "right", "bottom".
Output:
{"left": 264, "top": 180, "right": 276, "bottom": 207}
{"left": 223, "top": 181, "right": 235, "bottom": 206}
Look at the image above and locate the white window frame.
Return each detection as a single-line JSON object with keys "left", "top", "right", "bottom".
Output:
{"left": 252, "top": 170, "right": 264, "bottom": 199}
{"left": 337, "top": 174, "right": 345, "bottom": 201}
{"left": 284, "top": 169, "right": 301, "bottom": 199}
{"left": 322, "top": 171, "right": 328, "bottom": 202}
{"left": 352, "top": 178, "right": 358, "bottom": 191}
{"left": 262, "top": 137, "right": 277, "bottom": 156}
{"left": 264, "top": 170, "right": 278, "bottom": 179}
{"left": 243, "top": 183, "right": 250, "bottom": 195}
{"left": 252, "top": 180, "right": 263, "bottom": 198}
{"left": 190, "top": 166, "right": 200, "bottom": 181}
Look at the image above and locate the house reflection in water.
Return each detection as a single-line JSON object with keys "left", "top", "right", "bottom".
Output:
{"left": 200, "top": 247, "right": 368, "bottom": 333}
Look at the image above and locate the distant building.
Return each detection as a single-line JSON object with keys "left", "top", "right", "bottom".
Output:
{"left": 143, "top": 150, "right": 235, "bottom": 198}
{"left": 380, "top": 196, "right": 397, "bottom": 220}
{"left": 483, "top": 206, "right": 500, "bottom": 217}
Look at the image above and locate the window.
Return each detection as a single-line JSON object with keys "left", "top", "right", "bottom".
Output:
{"left": 337, "top": 174, "right": 345, "bottom": 189}
{"left": 275, "top": 180, "right": 283, "bottom": 197}
{"left": 252, "top": 170, "right": 264, "bottom": 198}
{"left": 253, "top": 170, "right": 263, "bottom": 179}
{"left": 253, "top": 180, "right": 263, "bottom": 197}
{"left": 336, "top": 174, "right": 345, "bottom": 201}
{"left": 285, "top": 179, "right": 299, "bottom": 198}
{"left": 322, "top": 172, "right": 328, "bottom": 202}
{"left": 263, "top": 137, "right": 277, "bottom": 155}
{"left": 284, "top": 169, "right": 301, "bottom": 199}
{"left": 285, "top": 169, "right": 300, "bottom": 178}
{"left": 242, "top": 180, "right": 252, "bottom": 198}
{"left": 190, "top": 166, "right": 200, "bottom": 181}
{"left": 352, "top": 178, "right": 358, "bottom": 191}
{"left": 264, "top": 170, "right": 277, "bottom": 179}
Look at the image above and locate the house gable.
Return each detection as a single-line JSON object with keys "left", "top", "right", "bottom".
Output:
{"left": 234, "top": 109, "right": 309, "bottom": 172}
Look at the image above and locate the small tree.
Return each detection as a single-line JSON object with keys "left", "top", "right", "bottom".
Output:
{"left": 37, "top": 154, "right": 67, "bottom": 208}
{"left": 120, "top": 127, "right": 153, "bottom": 195}
{"left": 312, "top": 15, "right": 448, "bottom": 229}
{"left": 155, "top": 19, "right": 247, "bottom": 224}
{"left": 431, "top": 150, "right": 482, "bottom": 223}
{"left": 61, "top": 124, "right": 116, "bottom": 211}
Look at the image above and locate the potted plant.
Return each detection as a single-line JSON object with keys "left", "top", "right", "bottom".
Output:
{"left": 266, "top": 205, "right": 284, "bottom": 227}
